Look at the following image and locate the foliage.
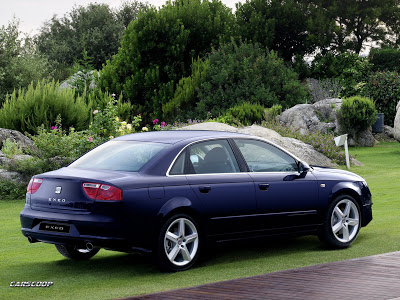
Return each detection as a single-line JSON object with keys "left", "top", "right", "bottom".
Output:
{"left": 338, "top": 96, "right": 377, "bottom": 134}
{"left": 310, "top": 52, "right": 372, "bottom": 98}
{"left": 99, "top": 0, "right": 235, "bottom": 122}
{"left": 236, "top": 0, "right": 334, "bottom": 61}
{"left": 361, "top": 71, "right": 400, "bottom": 126}
{"left": 369, "top": 48, "right": 400, "bottom": 72}
{"left": 193, "top": 41, "right": 309, "bottom": 119}
{"left": 226, "top": 102, "right": 265, "bottom": 125}
{"left": 30, "top": 115, "right": 91, "bottom": 160}
{"left": 1, "top": 139, "right": 23, "bottom": 158}
{"left": 264, "top": 104, "right": 282, "bottom": 122}
{"left": 0, "top": 180, "right": 27, "bottom": 200}
{"left": 316, "top": 0, "right": 400, "bottom": 53}
{"left": 66, "top": 49, "right": 97, "bottom": 97}
{"left": 116, "top": 0, "right": 150, "bottom": 29}
{"left": 163, "top": 58, "right": 210, "bottom": 122}
{"left": 307, "top": 78, "right": 342, "bottom": 103}
{"left": 0, "top": 18, "right": 51, "bottom": 104}
{"left": 0, "top": 80, "right": 91, "bottom": 135}
{"left": 35, "top": 2, "right": 144, "bottom": 71}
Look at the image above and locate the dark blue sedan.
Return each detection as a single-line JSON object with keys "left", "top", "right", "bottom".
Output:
{"left": 20, "top": 131, "right": 372, "bottom": 271}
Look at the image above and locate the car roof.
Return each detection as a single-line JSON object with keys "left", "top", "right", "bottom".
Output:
{"left": 114, "top": 130, "right": 249, "bottom": 144}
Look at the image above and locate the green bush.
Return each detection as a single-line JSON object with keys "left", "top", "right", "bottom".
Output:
{"left": 361, "top": 71, "right": 400, "bottom": 126}
{"left": 99, "top": 0, "right": 235, "bottom": 122}
{"left": 226, "top": 102, "right": 265, "bottom": 125}
{"left": 166, "top": 41, "right": 309, "bottom": 121}
{"left": 310, "top": 52, "right": 372, "bottom": 98}
{"left": 1, "top": 139, "right": 23, "bottom": 158}
{"left": 0, "top": 179, "right": 27, "bottom": 200}
{"left": 0, "top": 80, "right": 91, "bottom": 135}
{"left": 264, "top": 104, "right": 282, "bottom": 122}
{"left": 369, "top": 48, "right": 400, "bottom": 72}
{"left": 338, "top": 96, "right": 377, "bottom": 133}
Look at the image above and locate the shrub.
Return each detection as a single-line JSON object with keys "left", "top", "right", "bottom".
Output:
{"left": 195, "top": 42, "right": 309, "bottom": 118}
{"left": 307, "top": 78, "right": 342, "bottom": 103}
{"left": 310, "top": 52, "right": 372, "bottom": 98}
{"left": 0, "top": 179, "right": 27, "bottom": 200}
{"left": 165, "top": 41, "right": 309, "bottom": 121}
{"left": 361, "top": 71, "right": 400, "bottom": 127}
{"left": 0, "top": 80, "right": 91, "bottom": 135}
{"left": 1, "top": 139, "right": 23, "bottom": 158}
{"left": 369, "top": 48, "right": 400, "bottom": 72}
{"left": 264, "top": 104, "right": 282, "bottom": 122}
{"left": 338, "top": 96, "right": 377, "bottom": 133}
{"left": 225, "top": 102, "right": 265, "bottom": 125}
{"left": 99, "top": 0, "right": 235, "bottom": 122}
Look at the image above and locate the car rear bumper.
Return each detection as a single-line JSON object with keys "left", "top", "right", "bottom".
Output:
{"left": 20, "top": 205, "right": 150, "bottom": 253}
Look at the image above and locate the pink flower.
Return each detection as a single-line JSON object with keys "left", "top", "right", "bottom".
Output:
{"left": 93, "top": 110, "right": 99, "bottom": 115}
{"left": 161, "top": 121, "right": 166, "bottom": 127}
{"left": 51, "top": 126, "right": 57, "bottom": 130}
{"left": 88, "top": 137, "right": 93, "bottom": 142}
{"left": 153, "top": 119, "right": 159, "bottom": 125}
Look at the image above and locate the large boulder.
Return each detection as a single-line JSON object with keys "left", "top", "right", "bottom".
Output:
{"left": 279, "top": 98, "right": 342, "bottom": 134}
{"left": 0, "top": 128, "right": 35, "bottom": 152}
{"left": 178, "top": 122, "right": 337, "bottom": 167}
{"left": 394, "top": 101, "right": 400, "bottom": 142}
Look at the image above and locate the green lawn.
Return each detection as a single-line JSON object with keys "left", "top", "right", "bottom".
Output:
{"left": 1, "top": 142, "right": 399, "bottom": 299}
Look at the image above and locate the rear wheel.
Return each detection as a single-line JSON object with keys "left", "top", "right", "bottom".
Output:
{"left": 55, "top": 244, "right": 100, "bottom": 260}
{"left": 156, "top": 214, "right": 200, "bottom": 272}
{"left": 319, "top": 195, "right": 361, "bottom": 248}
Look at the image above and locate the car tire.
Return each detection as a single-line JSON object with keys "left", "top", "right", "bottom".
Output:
{"left": 319, "top": 195, "right": 361, "bottom": 248}
{"left": 156, "top": 214, "right": 201, "bottom": 272}
{"left": 55, "top": 244, "right": 100, "bottom": 260}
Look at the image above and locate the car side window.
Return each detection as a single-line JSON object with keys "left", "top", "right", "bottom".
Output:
{"left": 234, "top": 139, "right": 298, "bottom": 172}
{"left": 189, "top": 140, "right": 240, "bottom": 174}
{"left": 169, "top": 150, "right": 186, "bottom": 175}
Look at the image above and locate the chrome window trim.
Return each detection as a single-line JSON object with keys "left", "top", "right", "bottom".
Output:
{"left": 166, "top": 136, "right": 304, "bottom": 177}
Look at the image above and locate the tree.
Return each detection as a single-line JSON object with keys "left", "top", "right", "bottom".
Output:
{"left": 318, "top": 0, "right": 400, "bottom": 53}
{"left": 164, "top": 41, "right": 310, "bottom": 121}
{"left": 0, "top": 18, "right": 51, "bottom": 105}
{"left": 36, "top": 1, "right": 148, "bottom": 76}
{"left": 99, "top": 0, "right": 235, "bottom": 121}
{"left": 116, "top": 0, "right": 150, "bottom": 29}
{"left": 236, "top": 0, "right": 335, "bottom": 61}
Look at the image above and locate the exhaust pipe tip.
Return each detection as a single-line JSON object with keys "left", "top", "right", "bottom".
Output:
{"left": 27, "top": 235, "right": 38, "bottom": 243}
{"left": 85, "top": 242, "right": 94, "bottom": 251}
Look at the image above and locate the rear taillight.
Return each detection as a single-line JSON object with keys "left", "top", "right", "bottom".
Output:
{"left": 82, "top": 183, "right": 123, "bottom": 201}
{"left": 27, "top": 178, "right": 43, "bottom": 194}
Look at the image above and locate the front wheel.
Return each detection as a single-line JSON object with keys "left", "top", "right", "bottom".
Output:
{"left": 55, "top": 244, "right": 100, "bottom": 260}
{"left": 156, "top": 214, "right": 201, "bottom": 272}
{"left": 319, "top": 195, "right": 361, "bottom": 248}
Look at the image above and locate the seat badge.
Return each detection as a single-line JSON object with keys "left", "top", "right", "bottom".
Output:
{"left": 55, "top": 187, "right": 62, "bottom": 194}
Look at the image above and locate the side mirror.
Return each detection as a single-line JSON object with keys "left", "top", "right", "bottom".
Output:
{"left": 299, "top": 161, "right": 310, "bottom": 174}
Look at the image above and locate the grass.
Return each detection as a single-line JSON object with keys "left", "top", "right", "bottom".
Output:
{"left": 1, "top": 141, "right": 399, "bottom": 299}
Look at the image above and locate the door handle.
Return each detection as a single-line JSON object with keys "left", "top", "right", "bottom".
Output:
{"left": 199, "top": 186, "right": 211, "bottom": 193}
{"left": 258, "top": 184, "right": 269, "bottom": 191}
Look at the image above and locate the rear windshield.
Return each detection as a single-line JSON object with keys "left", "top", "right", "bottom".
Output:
{"left": 69, "top": 141, "right": 168, "bottom": 172}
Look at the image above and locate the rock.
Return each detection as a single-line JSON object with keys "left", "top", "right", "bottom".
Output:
{"left": 348, "top": 129, "right": 375, "bottom": 147}
{"left": 179, "top": 122, "right": 337, "bottom": 167}
{"left": 176, "top": 122, "right": 238, "bottom": 132}
{"left": 384, "top": 126, "right": 394, "bottom": 138}
{"left": 394, "top": 101, "right": 400, "bottom": 142}
{"left": 12, "top": 154, "right": 34, "bottom": 161}
{"left": 0, "top": 168, "right": 24, "bottom": 184}
{"left": 0, "top": 128, "right": 35, "bottom": 152}
{"left": 279, "top": 98, "right": 342, "bottom": 134}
